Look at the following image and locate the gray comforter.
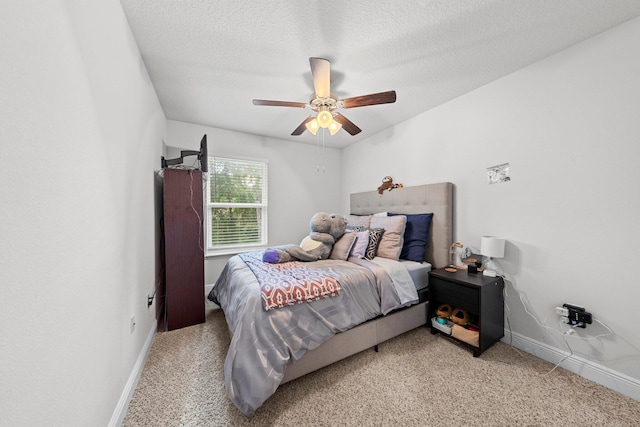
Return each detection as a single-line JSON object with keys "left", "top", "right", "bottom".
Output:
{"left": 208, "top": 254, "right": 418, "bottom": 415}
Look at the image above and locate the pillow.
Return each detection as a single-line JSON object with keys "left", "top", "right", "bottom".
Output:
{"left": 364, "top": 228, "right": 385, "bottom": 260}
{"left": 370, "top": 215, "right": 407, "bottom": 260}
{"left": 373, "top": 211, "right": 388, "bottom": 217}
{"left": 345, "top": 214, "right": 372, "bottom": 229}
{"left": 349, "top": 230, "right": 369, "bottom": 259}
{"left": 389, "top": 212, "right": 433, "bottom": 262}
{"left": 329, "top": 231, "right": 357, "bottom": 261}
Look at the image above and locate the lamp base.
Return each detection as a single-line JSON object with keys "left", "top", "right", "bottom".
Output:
{"left": 483, "top": 269, "right": 497, "bottom": 277}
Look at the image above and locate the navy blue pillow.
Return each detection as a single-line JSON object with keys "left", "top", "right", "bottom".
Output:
{"left": 388, "top": 213, "right": 433, "bottom": 262}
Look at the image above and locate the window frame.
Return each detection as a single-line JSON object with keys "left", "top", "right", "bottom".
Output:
{"left": 205, "top": 155, "right": 268, "bottom": 257}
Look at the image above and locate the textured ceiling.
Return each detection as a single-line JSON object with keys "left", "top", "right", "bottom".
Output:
{"left": 120, "top": 0, "right": 640, "bottom": 148}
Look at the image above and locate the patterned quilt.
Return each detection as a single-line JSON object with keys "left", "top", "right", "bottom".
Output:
{"left": 208, "top": 254, "right": 418, "bottom": 415}
{"left": 239, "top": 252, "right": 341, "bottom": 311}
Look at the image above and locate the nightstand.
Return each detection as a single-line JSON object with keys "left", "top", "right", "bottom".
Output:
{"left": 428, "top": 267, "right": 504, "bottom": 357}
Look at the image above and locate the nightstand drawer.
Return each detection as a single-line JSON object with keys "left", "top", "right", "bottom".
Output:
{"left": 430, "top": 277, "right": 478, "bottom": 313}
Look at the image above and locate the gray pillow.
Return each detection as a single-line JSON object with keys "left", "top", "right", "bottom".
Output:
{"left": 370, "top": 215, "right": 407, "bottom": 260}
{"left": 329, "top": 231, "right": 358, "bottom": 261}
{"left": 345, "top": 214, "right": 372, "bottom": 229}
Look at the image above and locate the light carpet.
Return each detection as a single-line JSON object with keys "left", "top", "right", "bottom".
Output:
{"left": 123, "top": 301, "right": 640, "bottom": 426}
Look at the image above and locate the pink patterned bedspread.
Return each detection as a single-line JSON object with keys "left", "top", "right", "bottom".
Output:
{"left": 239, "top": 252, "right": 341, "bottom": 311}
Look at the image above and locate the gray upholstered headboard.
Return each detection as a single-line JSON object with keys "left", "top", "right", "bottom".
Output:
{"left": 350, "top": 182, "right": 453, "bottom": 269}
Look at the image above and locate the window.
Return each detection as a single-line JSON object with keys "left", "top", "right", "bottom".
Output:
{"left": 205, "top": 156, "right": 268, "bottom": 255}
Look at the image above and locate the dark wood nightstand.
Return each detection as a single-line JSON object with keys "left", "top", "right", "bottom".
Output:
{"left": 428, "top": 267, "right": 504, "bottom": 357}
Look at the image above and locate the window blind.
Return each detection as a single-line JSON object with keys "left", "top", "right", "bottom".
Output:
{"left": 206, "top": 157, "right": 268, "bottom": 254}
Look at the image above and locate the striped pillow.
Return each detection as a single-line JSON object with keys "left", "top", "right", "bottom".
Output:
{"left": 364, "top": 228, "right": 385, "bottom": 260}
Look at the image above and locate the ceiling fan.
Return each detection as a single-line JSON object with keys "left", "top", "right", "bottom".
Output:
{"left": 252, "top": 57, "right": 396, "bottom": 136}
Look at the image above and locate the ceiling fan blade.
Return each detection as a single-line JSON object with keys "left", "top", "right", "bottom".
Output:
{"left": 341, "top": 90, "right": 397, "bottom": 109}
{"left": 333, "top": 113, "right": 362, "bottom": 136}
{"left": 309, "top": 57, "right": 331, "bottom": 98}
{"left": 252, "top": 99, "right": 307, "bottom": 108}
{"left": 291, "top": 116, "right": 316, "bottom": 135}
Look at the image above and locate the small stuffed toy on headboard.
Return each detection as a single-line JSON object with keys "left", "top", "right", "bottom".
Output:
{"left": 377, "top": 176, "right": 403, "bottom": 195}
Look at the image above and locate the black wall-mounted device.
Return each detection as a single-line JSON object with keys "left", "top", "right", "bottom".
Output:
{"left": 161, "top": 134, "right": 208, "bottom": 172}
{"left": 563, "top": 303, "right": 593, "bottom": 328}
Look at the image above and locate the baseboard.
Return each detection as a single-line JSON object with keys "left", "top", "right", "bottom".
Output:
{"left": 503, "top": 330, "right": 640, "bottom": 402}
{"left": 108, "top": 319, "right": 157, "bottom": 427}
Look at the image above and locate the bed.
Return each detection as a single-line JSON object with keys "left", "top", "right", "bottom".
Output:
{"left": 208, "top": 182, "right": 453, "bottom": 415}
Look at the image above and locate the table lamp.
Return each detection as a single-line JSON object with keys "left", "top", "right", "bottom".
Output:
{"left": 480, "top": 236, "right": 505, "bottom": 277}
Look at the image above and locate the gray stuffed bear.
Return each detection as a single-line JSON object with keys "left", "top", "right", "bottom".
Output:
{"left": 263, "top": 212, "right": 348, "bottom": 263}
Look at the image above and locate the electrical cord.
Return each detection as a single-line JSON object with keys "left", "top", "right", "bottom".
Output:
{"left": 504, "top": 309, "right": 525, "bottom": 358}
{"left": 187, "top": 170, "right": 204, "bottom": 253}
{"left": 504, "top": 290, "right": 582, "bottom": 375}
{"left": 542, "top": 322, "right": 576, "bottom": 375}
{"left": 158, "top": 166, "right": 206, "bottom": 253}
{"left": 495, "top": 259, "right": 632, "bottom": 372}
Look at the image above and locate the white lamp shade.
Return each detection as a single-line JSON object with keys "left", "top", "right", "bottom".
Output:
{"left": 316, "top": 110, "right": 333, "bottom": 128}
{"left": 328, "top": 120, "right": 342, "bottom": 135}
{"left": 480, "top": 236, "right": 505, "bottom": 258}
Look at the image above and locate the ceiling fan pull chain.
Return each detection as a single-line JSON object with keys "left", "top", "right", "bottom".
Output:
{"left": 315, "top": 130, "right": 326, "bottom": 173}
{"left": 316, "top": 131, "right": 321, "bottom": 172}
{"left": 321, "top": 130, "right": 326, "bottom": 172}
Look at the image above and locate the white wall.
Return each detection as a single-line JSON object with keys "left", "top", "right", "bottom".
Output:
{"left": 2, "top": 3, "right": 637, "bottom": 424}
{"left": 343, "top": 17, "right": 640, "bottom": 384}
{"left": 0, "top": 1, "right": 165, "bottom": 425}
{"left": 165, "top": 120, "right": 343, "bottom": 284}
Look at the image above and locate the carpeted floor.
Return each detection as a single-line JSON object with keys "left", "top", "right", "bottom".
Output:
{"left": 123, "top": 301, "right": 640, "bottom": 426}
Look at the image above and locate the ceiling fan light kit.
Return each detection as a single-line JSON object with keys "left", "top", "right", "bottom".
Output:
{"left": 304, "top": 112, "right": 342, "bottom": 136}
{"left": 328, "top": 120, "right": 341, "bottom": 135}
{"left": 305, "top": 117, "right": 319, "bottom": 135}
{"left": 252, "top": 57, "right": 396, "bottom": 137}
{"left": 316, "top": 109, "right": 333, "bottom": 128}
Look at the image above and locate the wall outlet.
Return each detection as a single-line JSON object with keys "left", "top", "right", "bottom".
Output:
{"left": 130, "top": 314, "right": 136, "bottom": 335}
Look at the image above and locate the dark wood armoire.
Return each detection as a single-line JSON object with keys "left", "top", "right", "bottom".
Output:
{"left": 159, "top": 168, "right": 205, "bottom": 331}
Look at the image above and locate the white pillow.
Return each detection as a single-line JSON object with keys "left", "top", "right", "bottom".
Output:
{"left": 348, "top": 230, "right": 370, "bottom": 259}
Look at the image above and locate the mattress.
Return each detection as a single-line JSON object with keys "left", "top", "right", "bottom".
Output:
{"left": 400, "top": 259, "right": 432, "bottom": 291}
